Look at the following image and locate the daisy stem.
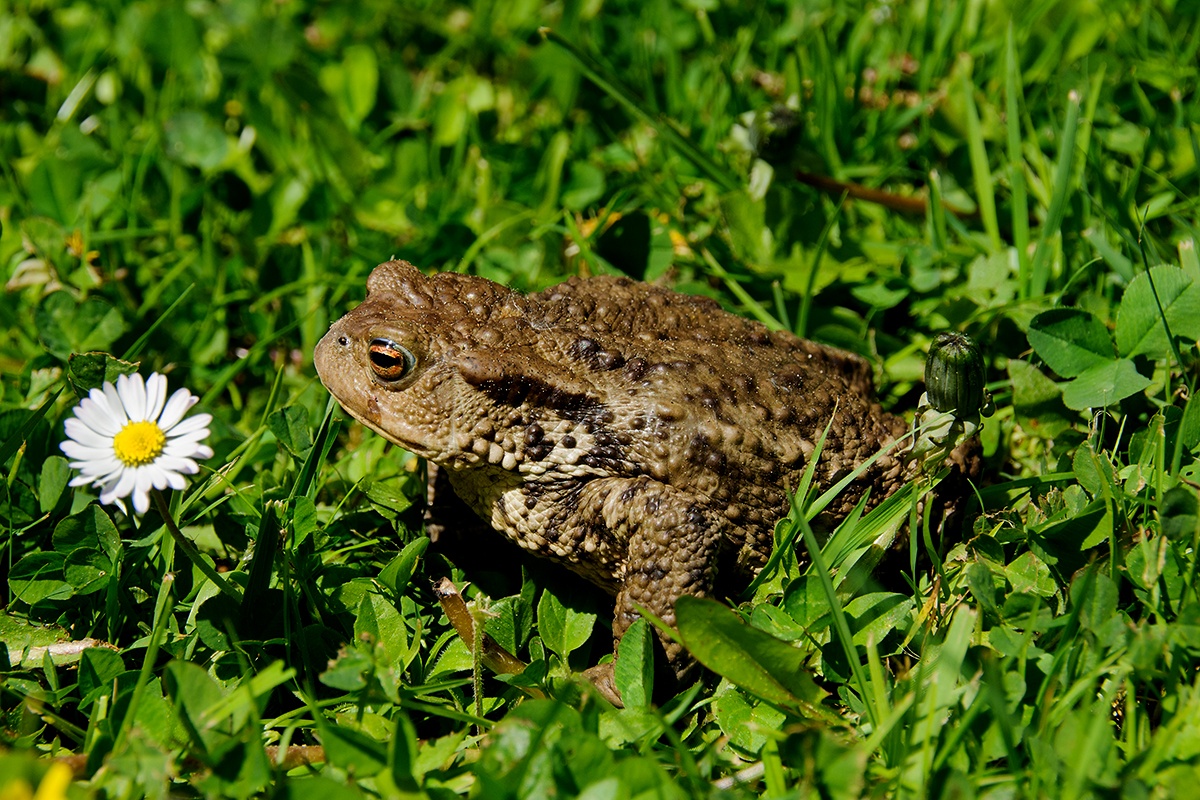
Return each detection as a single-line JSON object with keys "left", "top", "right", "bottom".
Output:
{"left": 151, "top": 488, "right": 243, "bottom": 603}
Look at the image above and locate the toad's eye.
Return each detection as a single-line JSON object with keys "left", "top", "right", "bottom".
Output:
{"left": 368, "top": 338, "right": 415, "bottom": 383}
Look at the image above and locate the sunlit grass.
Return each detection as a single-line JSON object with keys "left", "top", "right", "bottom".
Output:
{"left": 2, "top": 0, "right": 1199, "bottom": 797}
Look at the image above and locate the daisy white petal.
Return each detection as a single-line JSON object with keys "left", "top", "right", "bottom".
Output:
{"left": 117, "top": 373, "right": 148, "bottom": 421}
{"left": 134, "top": 467, "right": 155, "bottom": 502}
{"left": 100, "top": 469, "right": 137, "bottom": 507}
{"left": 164, "top": 433, "right": 212, "bottom": 453}
{"left": 131, "top": 485, "right": 152, "bottom": 515}
{"left": 145, "top": 373, "right": 168, "bottom": 422}
{"left": 161, "top": 440, "right": 200, "bottom": 458}
{"left": 165, "top": 414, "right": 212, "bottom": 437}
{"left": 158, "top": 389, "right": 199, "bottom": 430}
{"left": 102, "top": 383, "right": 128, "bottom": 426}
{"left": 86, "top": 386, "right": 118, "bottom": 419}
{"left": 63, "top": 418, "right": 114, "bottom": 449}
{"left": 157, "top": 454, "right": 201, "bottom": 474}
{"left": 69, "top": 459, "right": 122, "bottom": 480}
{"left": 62, "top": 440, "right": 115, "bottom": 461}
{"left": 164, "top": 471, "right": 187, "bottom": 491}
{"left": 75, "top": 397, "right": 122, "bottom": 436}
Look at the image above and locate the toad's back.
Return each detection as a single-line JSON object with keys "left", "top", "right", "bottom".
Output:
{"left": 519, "top": 274, "right": 911, "bottom": 546}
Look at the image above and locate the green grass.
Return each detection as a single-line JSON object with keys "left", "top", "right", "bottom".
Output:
{"left": 2, "top": 0, "right": 1200, "bottom": 796}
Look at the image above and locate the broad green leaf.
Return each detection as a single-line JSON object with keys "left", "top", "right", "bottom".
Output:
{"left": 165, "top": 660, "right": 228, "bottom": 752}
{"left": 1181, "top": 393, "right": 1200, "bottom": 452}
{"left": 354, "top": 593, "right": 382, "bottom": 644}
{"left": 965, "top": 561, "right": 1002, "bottom": 618}
{"left": 1008, "top": 358, "right": 1074, "bottom": 436}
{"left": 66, "top": 352, "right": 139, "bottom": 396}
{"left": 713, "top": 683, "right": 786, "bottom": 754}
{"left": 1006, "top": 551, "right": 1056, "bottom": 597}
{"left": 1115, "top": 265, "right": 1200, "bottom": 359}
{"left": 483, "top": 596, "right": 523, "bottom": 655}
{"left": 53, "top": 504, "right": 121, "bottom": 563}
{"left": 18, "top": 216, "right": 65, "bottom": 265}
{"left": 377, "top": 538, "right": 428, "bottom": 597}
{"left": 292, "top": 495, "right": 318, "bottom": 547}
{"left": 163, "top": 110, "right": 231, "bottom": 172}
{"left": 1072, "top": 443, "right": 1117, "bottom": 497}
{"left": 36, "top": 292, "right": 127, "bottom": 360}
{"left": 1009, "top": 357, "right": 1064, "bottom": 410}
{"left": 355, "top": 593, "right": 409, "bottom": 668}
{"left": 1080, "top": 504, "right": 1116, "bottom": 551}
{"left": 8, "top": 552, "right": 72, "bottom": 605}
{"left": 562, "top": 162, "right": 607, "bottom": 210}
{"left": 675, "top": 596, "right": 828, "bottom": 713}
{"left": 556, "top": 731, "right": 618, "bottom": 789}
{"left": 281, "top": 776, "right": 367, "bottom": 800}
{"left": 343, "top": 46, "right": 380, "bottom": 124}
{"left": 1073, "top": 571, "right": 1118, "bottom": 635}
{"left": 1026, "top": 308, "right": 1114, "bottom": 378}
{"left": 413, "top": 730, "right": 469, "bottom": 781}
{"left": 925, "top": 606, "right": 976, "bottom": 712}
{"left": 317, "top": 718, "right": 388, "bottom": 776}
{"left": 432, "top": 88, "right": 469, "bottom": 147}
{"left": 537, "top": 588, "right": 596, "bottom": 660}
{"left": 27, "top": 158, "right": 84, "bottom": 224}
{"left": 475, "top": 700, "right": 580, "bottom": 798}
{"left": 390, "top": 712, "right": 421, "bottom": 792}
{"left": 613, "top": 617, "right": 653, "bottom": 710}
{"left": 63, "top": 547, "right": 113, "bottom": 594}
{"left": 1161, "top": 486, "right": 1199, "bottom": 542}
{"left": 1061, "top": 358, "right": 1151, "bottom": 410}
{"left": 267, "top": 405, "right": 313, "bottom": 459}
{"left": 1029, "top": 499, "right": 1109, "bottom": 572}
{"left": 845, "top": 592, "right": 914, "bottom": 647}
{"left": 431, "top": 75, "right": 494, "bottom": 146}
{"left": 320, "top": 648, "right": 372, "bottom": 692}
{"left": 38, "top": 456, "right": 70, "bottom": 514}
{"left": 720, "top": 190, "right": 771, "bottom": 266}
{"left": 78, "top": 647, "right": 125, "bottom": 702}
{"left": 782, "top": 574, "right": 831, "bottom": 632}
{"left": 364, "top": 480, "right": 413, "bottom": 518}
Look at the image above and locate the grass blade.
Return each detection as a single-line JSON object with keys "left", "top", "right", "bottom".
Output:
{"left": 959, "top": 55, "right": 1002, "bottom": 253}
{"left": 1029, "top": 90, "right": 1082, "bottom": 296}
{"left": 795, "top": 504, "right": 880, "bottom": 730}
{"left": 541, "top": 28, "right": 739, "bottom": 192}
{"left": 1006, "top": 25, "right": 1031, "bottom": 294}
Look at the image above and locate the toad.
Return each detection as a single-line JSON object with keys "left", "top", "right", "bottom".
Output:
{"left": 315, "top": 260, "right": 977, "bottom": 692}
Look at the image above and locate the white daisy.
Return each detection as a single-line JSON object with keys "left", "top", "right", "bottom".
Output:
{"left": 61, "top": 372, "right": 214, "bottom": 515}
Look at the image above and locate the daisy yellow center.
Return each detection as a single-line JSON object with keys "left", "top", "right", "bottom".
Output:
{"left": 112, "top": 421, "right": 166, "bottom": 466}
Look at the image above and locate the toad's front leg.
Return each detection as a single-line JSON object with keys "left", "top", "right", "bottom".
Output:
{"left": 569, "top": 477, "right": 725, "bottom": 699}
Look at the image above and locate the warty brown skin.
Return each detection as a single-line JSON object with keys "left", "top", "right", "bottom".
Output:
{"left": 315, "top": 260, "right": 918, "bottom": 676}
